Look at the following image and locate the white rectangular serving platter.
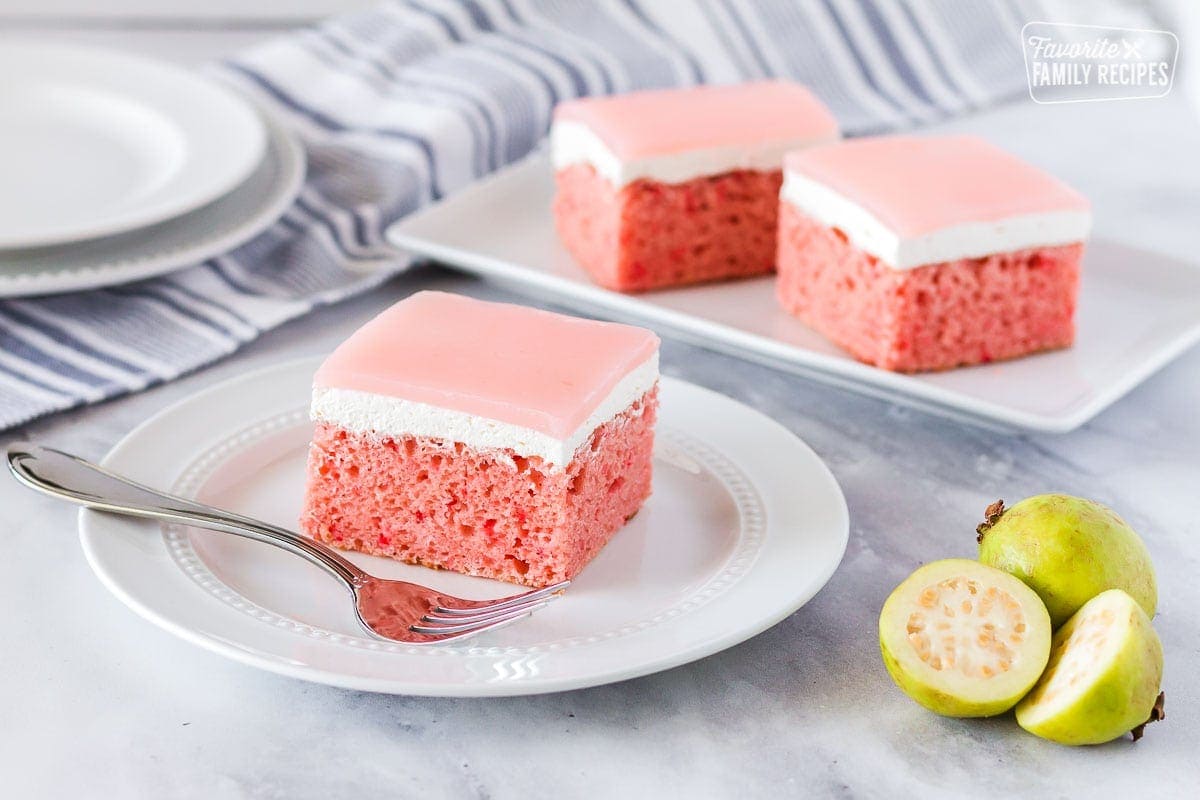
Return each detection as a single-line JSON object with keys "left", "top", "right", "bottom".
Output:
{"left": 387, "top": 153, "right": 1200, "bottom": 433}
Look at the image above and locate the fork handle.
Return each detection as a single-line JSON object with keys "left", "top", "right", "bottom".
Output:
{"left": 7, "top": 442, "right": 366, "bottom": 587}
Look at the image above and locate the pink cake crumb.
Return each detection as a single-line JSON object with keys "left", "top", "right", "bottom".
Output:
{"left": 554, "top": 164, "right": 782, "bottom": 292}
{"left": 301, "top": 388, "right": 657, "bottom": 588}
{"left": 776, "top": 204, "right": 1083, "bottom": 372}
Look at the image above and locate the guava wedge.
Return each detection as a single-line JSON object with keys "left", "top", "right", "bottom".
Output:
{"left": 1015, "top": 589, "right": 1164, "bottom": 745}
{"left": 977, "top": 494, "right": 1157, "bottom": 628}
{"left": 880, "top": 559, "right": 1052, "bottom": 717}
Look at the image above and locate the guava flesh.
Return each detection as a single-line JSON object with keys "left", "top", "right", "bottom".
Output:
{"left": 977, "top": 494, "right": 1157, "bottom": 628}
{"left": 880, "top": 559, "right": 1052, "bottom": 717}
{"left": 1015, "top": 589, "right": 1164, "bottom": 745}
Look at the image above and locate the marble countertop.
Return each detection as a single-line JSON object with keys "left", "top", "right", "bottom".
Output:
{"left": 2, "top": 24, "right": 1199, "bottom": 800}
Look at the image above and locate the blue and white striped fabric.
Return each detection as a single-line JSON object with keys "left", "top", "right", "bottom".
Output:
{"left": 0, "top": 0, "right": 1105, "bottom": 429}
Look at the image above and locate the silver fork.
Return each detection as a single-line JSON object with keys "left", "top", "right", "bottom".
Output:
{"left": 6, "top": 442, "right": 568, "bottom": 645}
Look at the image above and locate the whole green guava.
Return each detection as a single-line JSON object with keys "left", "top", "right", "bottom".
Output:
{"left": 976, "top": 494, "right": 1156, "bottom": 628}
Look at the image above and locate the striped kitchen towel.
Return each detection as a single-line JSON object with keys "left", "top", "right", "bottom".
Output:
{"left": 0, "top": 0, "right": 1143, "bottom": 429}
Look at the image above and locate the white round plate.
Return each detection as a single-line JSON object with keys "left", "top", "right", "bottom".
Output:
{"left": 0, "top": 43, "right": 267, "bottom": 249}
{"left": 0, "top": 111, "right": 304, "bottom": 297}
{"left": 80, "top": 358, "right": 849, "bottom": 696}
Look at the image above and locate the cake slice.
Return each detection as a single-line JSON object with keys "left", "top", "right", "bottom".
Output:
{"left": 300, "top": 291, "right": 659, "bottom": 588}
{"left": 552, "top": 80, "right": 839, "bottom": 292}
{"left": 776, "top": 135, "right": 1091, "bottom": 372}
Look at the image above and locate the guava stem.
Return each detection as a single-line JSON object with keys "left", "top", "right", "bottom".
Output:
{"left": 1130, "top": 692, "right": 1166, "bottom": 742}
{"left": 975, "top": 499, "right": 1006, "bottom": 544}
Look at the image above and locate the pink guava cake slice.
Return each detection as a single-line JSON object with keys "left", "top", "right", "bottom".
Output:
{"left": 551, "top": 80, "right": 839, "bottom": 292}
{"left": 300, "top": 291, "right": 660, "bottom": 588}
{"left": 776, "top": 135, "right": 1091, "bottom": 372}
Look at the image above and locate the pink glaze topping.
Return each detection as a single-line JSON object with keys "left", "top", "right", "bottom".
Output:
{"left": 553, "top": 80, "right": 839, "bottom": 159}
{"left": 784, "top": 135, "right": 1090, "bottom": 237}
{"left": 313, "top": 291, "right": 659, "bottom": 439}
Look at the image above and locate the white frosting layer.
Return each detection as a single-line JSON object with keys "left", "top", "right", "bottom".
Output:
{"left": 551, "top": 120, "right": 837, "bottom": 188}
{"left": 311, "top": 353, "right": 659, "bottom": 469}
{"left": 780, "top": 170, "right": 1092, "bottom": 270}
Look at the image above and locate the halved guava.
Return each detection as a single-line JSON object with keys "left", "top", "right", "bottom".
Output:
{"left": 880, "top": 559, "right": 1052, "bottom": 717}
{"left": 1015, "top": 589, "right": 1164, "bottom": 745}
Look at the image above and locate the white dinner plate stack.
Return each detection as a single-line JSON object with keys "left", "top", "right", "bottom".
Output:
{"left": 0, "top": 42, "right": 306, "bottom": 297}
